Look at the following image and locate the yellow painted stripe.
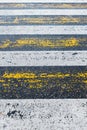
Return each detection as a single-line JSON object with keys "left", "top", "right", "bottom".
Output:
{"left": 0, "top": 70, "right": 87, "bottom": 89}
{"left": 0, "top": 16, "right": 87, "bottom": 25}
{"left": 0, "top": 37, "right": 85, "bottom": 49}
{"left": 0, "top": 3, "right": 87, "bottom": 9}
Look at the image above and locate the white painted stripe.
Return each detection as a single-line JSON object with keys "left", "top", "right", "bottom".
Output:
{"left": 0, "top": 26, "right": 87, "bottom": 35}
{"left": 0, "top": 25, "right": 86, "bottom": 35}
{"left": 0, "top": 51, "right": 87, "bottom": 66}
{"left": 0, "top": 0, "right": 87, "bottom": 3}
{"left": 0, "top": 9, "right": 87, "bottom": 16}
{"left": 0, "top": 99, "right": 87, "bottom": 130}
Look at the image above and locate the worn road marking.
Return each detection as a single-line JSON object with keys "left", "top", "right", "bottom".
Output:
{"left": 0, "top": 26, "right": 87, "bottom": 34}
{"left": 0, "top": 3, "right": 87, "bottom": 9}
{"left": 0, "top": 16, "right": 87, "bottom": 25}
{"left": 0, "top": 0, "right": 87, "bottom": 3}
{"left": 0, "top": 99, "right": 87, "bottom": 129}
{"left": 0, "top": 51, "right": 87, "bottom": 66}
{"left": 0, "top": 66, "right": 87, "bottom": 98}
{"left": 0, "top": 35, "right": 87, "bottom": 50}
{"left": 0, "top": 9, "right": 87, "bottom": 15}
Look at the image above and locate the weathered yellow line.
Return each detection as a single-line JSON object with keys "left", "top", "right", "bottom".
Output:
{"left": 0, "top": 16, "right": 87, "bottom": 25}
{"left": 0, "top": 37, "right": 85, "bottom": 49}
{"left": 0, "top": 71, "right": 87, "bottom": 90}
{"left": 0, "top": 3, "right": 87, "bottom": 9}
{"left": 3, "top": 72, "right": 37, "bottom": 79}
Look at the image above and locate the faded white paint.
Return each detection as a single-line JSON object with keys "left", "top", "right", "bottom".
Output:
{"left": 0, "top": 99, "right": 87, "bottom": 130}
{"left": 0, "top": 0, "right": 87, "bottom": 3}
{"left": 0, "top": 51, "right": 87, "bottom": 66}
{"left": 0, "top": 26, "right": 87, "bottom": 35}
{"left": 0, "top": 9, "right": 87, "bottom": 16}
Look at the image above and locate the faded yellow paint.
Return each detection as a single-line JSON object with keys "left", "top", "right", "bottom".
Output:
{"left": 0, "top": 40, "right": 12, "bottom": 48}
{"left": 57, "top": 3, "right": 87, "bottom": 8}
{"left": 60, "top": 17, "right": 80, "bottom": 24}
{"left": 83, "top": 80, "right": 87, "bottom": 84}
{"left": 29, "top": 83, "right": 42, "bottom": 88}
{"left": 77, "top": 72, "right": 87, "bottom": 78}
{"left": 2, "top": 3, "right": 87, "bottom": 9}
{"left": 27, "top": 79, "right": 41, "bottom": 83}
{"left": 57, "top": 38, "right": 79, "bottom": 47}
{"left": 0, "top": 37, "right": 81, "bottom": 49}
{"left": 40, "top": 73, "right": 70, "bottom": 78}
{"left": 2, "top": 72, "right": 70, "bottom": 79}
{"left": 0, "top": 70, "right": 87, "bottom": 90}
{"left": 0, "top": 79, "right": 5, "bottom": 83}
{"left": 13, "top": 17, "right": 19, "bottom": 24}
{"left": 3, "top": 72, "right": 37, "bottom": 79}
{"left": 0, "top": 16, "right": 87, "bottom": 25}
{"left": 13, "top": 16, "right": 87, "bottom": 24}
{"left": 11, "top": 4, "right": 26, "bottom": 8}
{"left": 3, "top": 83, "right": 10, "bottom": 87}
{"left": 18, "top": 17, "right": 45, "bottom": 24}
